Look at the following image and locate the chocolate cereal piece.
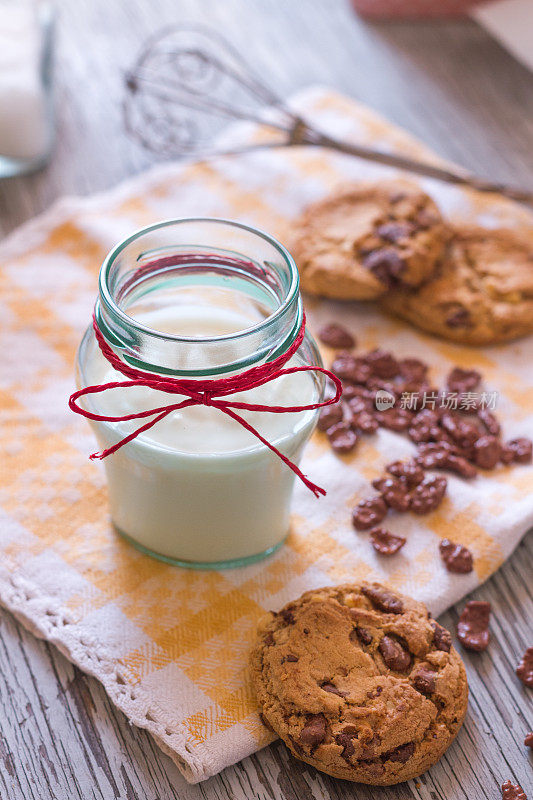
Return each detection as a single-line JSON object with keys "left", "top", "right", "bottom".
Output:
{"left": 350, "top": 409, "right": 379, "bottom": 434}
{"left": 516, "top": 647, "right": 533, "bottom": 688}
{"left": 365, "top": 349, "right": 400, "bottom": 379}
{"left": 457, "top": 601, "right": 491, "bottom": 652}
{"left": 331, "top": 354, "right": 372, "bottom": 385}
{"left": 327, "top": 423, "right": 358, "bottom": 454}
{"left": 408, "top": 409, "right": 442, "bottom": 444}
{"left": 352, "top": 496, "right": 388, "bottom": 531}
{"left": 501, "top": 438, "right": 532, "bottom": 465}
{"left": 376, "top": 407, "right": 412, "bottom": 432}
{"left": 370, "top": 528, "right": 406, "bottom": 556}
{"left": 447, "top": 367, "right": 481, "bottom": 394}
{"left": 478, "top": 408, "right": 500, "bottom": 437}
{"left": 372, "top": 477, "right": 411, "bottom": 512}
{"left": 317, "top": 403, "right": 344, "bottom": 431}
{"left": 473, "top": 435, "right": 501, "bottom": 469}
{"left": 524, "top": 732, "right": 533, "bottom": 748}
{"left": 399, "top": 357, "right": 428, "bottom": 384}
{"left": 318, "top": 323, "right": 355, "bottom": 349}
{"left": 410, "top": 475, "right": 447, "bottom": 514}
{"left": 443, "top": 454, "right": 478, "bottom": 479}
{"left": 501, "top": 780, "right": 527, "bottom": 800}
{"left": 386, "top": 459, "right": 424, "bottom": 488}
{"left": 439, "top": 539, "right": 474, "bottom": 574}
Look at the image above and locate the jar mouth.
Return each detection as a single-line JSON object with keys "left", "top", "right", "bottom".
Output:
{"left": 96, "top": 218, "right": 303, "bottom": 377}
{"left": 99, "top": 217, "right": 300, "bottom": 344}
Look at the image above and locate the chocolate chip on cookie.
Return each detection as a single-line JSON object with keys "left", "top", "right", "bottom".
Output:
{"left": 379, "top": 635, "right": 412, "bottom": 671}
{"left": 430, "top": 620, "right": 452, "bottom": 653}
{"left": 299, "top": 714, "right": 327, "bottom": 747}
{"left": 361, "top": 583, "right": 404, "bottom": 614}
{"left": 411, "top": 664, "right": 437, "bottom": 695}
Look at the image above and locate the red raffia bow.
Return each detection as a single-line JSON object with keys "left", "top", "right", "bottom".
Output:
{"left": 69, "top": 312, "right": 342, "bottom": 497}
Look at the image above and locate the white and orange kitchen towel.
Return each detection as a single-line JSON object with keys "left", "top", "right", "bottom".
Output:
{"left": 0, "top": 87, "right": 532, "bottom": 782}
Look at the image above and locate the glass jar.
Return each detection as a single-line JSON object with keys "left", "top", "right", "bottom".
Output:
{"left": 0, "top": 0, "right": 55, "bottom": 178}
{"left": 76, "top": 219, "right": 325, "bottom": 568}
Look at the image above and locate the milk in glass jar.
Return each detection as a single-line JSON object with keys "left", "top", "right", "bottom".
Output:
{"left": 73, "top": 219, "right": 333, "bottom": 568}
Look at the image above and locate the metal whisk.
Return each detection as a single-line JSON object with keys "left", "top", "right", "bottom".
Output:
{"left": 124, "top": 24, "right": 533, "bottom": 207}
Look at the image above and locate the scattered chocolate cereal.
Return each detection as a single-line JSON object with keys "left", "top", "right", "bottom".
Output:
{"left": 457, "top": 601, "right": 491, "bottom": 652}
{"left": 447, "top": 367, "right": 481, "bottom": 394}
{"left": 524, "top": 732, "right": 533, "bottom": 748}
{"left": 439, "top": 539, "right": 474, "bottom": 574}
{"left": 410, "top": 475, "right": 447, "bottom": 514}
{"left": 386, "top": 459, "right": 424, "bottom": 487}
{"left": 372, "top": 476, "right": 411, "bottom": 512}
{"left": 370, "top": 527, "right": 406, "bottom": 555}
{"left": 320, "top": 330, "right": 531, "bottom": 483}
{"left": 501, "top": 780, "right": 527, "bottom": 800}
{"left": 317, "top": 403, "right": 344, "bottom": 431}
{"left": 501, "top": 438, "right": 532, "bottom": 465}
{"left": 352, "top": 496, "right": 388, "bottom": 531}
{"left": 516, "top": 647, "right": 533, "bottom": 689}
{"left": 473, "top": 435, "right": 501, "bottom": 469}
{"left": 327, "top": 423, "right": 358, "bottom": 454}
{"left": 318, "top": 323, "right": 355, "bottom": 349}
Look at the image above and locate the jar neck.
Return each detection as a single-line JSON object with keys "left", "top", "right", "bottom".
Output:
{"left": 96, "top": 219, "right": 302, "bottom": 378}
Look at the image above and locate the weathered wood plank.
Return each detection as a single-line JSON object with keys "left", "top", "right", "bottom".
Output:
{"left": 0, "top": 0, "right": 532, "bottom": 798}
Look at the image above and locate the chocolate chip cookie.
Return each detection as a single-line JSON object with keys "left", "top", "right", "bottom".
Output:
{"left": 250, "top": 582, "right": 468, "bottom": 785}
{"left": 290, "top": 181, "right": 449, "bottom": 300}
{"left": 381, "top": 226, "right": 533, "bottom": 345}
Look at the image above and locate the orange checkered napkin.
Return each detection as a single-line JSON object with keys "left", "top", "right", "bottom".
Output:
{"left": 1, "top": 87, "right": 532, "bottom": 782}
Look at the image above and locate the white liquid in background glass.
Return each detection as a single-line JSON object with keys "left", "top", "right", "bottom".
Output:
{"left": 84, "top": 300, "right": 318, "bottom": 564}
{"left": 0, "top": 2, "right": 48, "bottom": 161}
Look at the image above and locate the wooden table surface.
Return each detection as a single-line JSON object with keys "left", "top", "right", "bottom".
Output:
{"left": 0, "top": 1, "right": 532, "bottom": 798}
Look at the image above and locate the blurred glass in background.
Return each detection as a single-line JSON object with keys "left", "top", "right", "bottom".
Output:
{"left": 0, "top": 0, "right": 55, "bottom": 178}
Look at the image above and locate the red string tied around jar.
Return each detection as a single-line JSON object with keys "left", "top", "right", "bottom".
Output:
{"left": 69, "top": 311, "right": 342, "bottom": 497}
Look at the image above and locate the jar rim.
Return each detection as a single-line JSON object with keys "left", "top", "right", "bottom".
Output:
{"left": 98, "top": 216, "right": 300, "bottom": 346}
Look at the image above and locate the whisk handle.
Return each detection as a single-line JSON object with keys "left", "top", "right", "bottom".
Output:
{"left": 302, "top": 128, "right": 533, "bottom": 208}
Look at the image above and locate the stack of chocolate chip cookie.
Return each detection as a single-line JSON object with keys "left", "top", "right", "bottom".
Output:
{"left": 250, "top": 581, "right": 468, "bottom": 785}
{"left": 290, "top": 180, "right": 533, "bottom": 345}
